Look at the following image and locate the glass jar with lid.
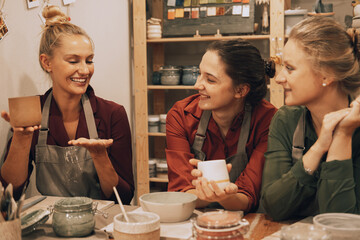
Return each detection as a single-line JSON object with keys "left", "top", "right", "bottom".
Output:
{"left": 156, "top": 159, "right": 168, "bottom": 179}
{"left": 160, "top": 65, "right": 181, "bottom": 85}
{"left": 159, "top": 114, "right": 167, "bottom": 133}
{"left": 192, "top": 210, "right": 249, "bottom": 240}
{"left": 51, "top": 197, "right": 97, "bottom": 237}
{"left": 182, "top": 65, "right": 199, "bottom": 85}
{"left": 148, "top": 115, "right": 160, "bottom": 133}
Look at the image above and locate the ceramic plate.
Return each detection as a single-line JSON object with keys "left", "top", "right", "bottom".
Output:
{"left": 21, "top": 209, "right": 50, "bottom": 236}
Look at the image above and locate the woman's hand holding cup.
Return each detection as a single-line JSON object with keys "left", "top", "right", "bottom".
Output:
{"left": 189, "top": 159, "right": 238, "bottom": 203}
{"left": 2, "top": 96, "right": 42, "bottom": 135}
{"left": 1, "top": 110, "right": 41, "bottom": 135}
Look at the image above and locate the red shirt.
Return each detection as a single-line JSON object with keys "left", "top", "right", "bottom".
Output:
{"left": 1, "top": 86, "right": 134, "bottom": 203}
{"left": 166, "top": 94, "right": 277, "bottom": 212}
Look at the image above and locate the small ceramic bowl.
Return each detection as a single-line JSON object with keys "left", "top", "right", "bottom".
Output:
{"left": 139, "top": 192, "right": 197, "bottom": 223}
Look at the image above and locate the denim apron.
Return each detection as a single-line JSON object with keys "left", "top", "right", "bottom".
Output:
{"left": 35, "top": 91, "right": 101, "bottom": 199}
{"left": 191, "top": 104, "right": 252, "bottom": 183}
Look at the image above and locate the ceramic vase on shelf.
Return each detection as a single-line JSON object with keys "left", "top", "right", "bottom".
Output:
{"left": 256, "top": 0, "right": 270, "bottom": 35}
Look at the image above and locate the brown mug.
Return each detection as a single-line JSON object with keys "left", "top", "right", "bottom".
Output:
{"left": 8, "top": 96, "right": 42, "bottom": 127}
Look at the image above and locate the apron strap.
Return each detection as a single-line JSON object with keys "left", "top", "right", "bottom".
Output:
{"left": 38, "top": 91, "right": 98, "bottom": 146}
{"left": 292, "top": 110, "right": 306, "bottom": 163}
{"left": 235, "top": 104, "right": 252, "bottom": 165}
{"left": 227, "top": 104, "right": 252, "bottom": 182}
{"left": 191, "top": 110, "right": 211, "bottom": 161}
{"left": 81, "top": 94, "right": 98, "bottom": 139}
{"left": 38, "top": 91, "right": 52, "bottom": 146}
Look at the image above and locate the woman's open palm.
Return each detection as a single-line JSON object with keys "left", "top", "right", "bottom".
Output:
{"left": 68, "top": 138, "right": 113, "bottom": 155}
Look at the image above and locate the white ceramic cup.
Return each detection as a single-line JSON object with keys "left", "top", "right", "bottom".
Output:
{"left": 113, "top": 212, "right": 160, "bottom": 240}
{"left": 197, "top": 160, "right": 230, "bottom": 190}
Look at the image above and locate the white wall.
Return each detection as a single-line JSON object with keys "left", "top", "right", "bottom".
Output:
{"left": 0, "top": 0, "right": 132, "bottom": 161}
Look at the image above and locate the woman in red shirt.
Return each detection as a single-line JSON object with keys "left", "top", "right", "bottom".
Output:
{"left": 166, "top": 39, "right": 277, "bottom": 212}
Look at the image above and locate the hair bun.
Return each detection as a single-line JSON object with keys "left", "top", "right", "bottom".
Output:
{"left": 346, "top": 28, "right": 360, "bottom": 61}
{"left": 264, "top": 59, "right": 276, "bottom": 78}
{"left": 42, "top": 5, "right": 69, "bottom": 26}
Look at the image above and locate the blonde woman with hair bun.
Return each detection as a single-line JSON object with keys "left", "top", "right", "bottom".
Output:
{"left": 0, "top": 5, "right": 134, "bottom": 203}
{"left": 261, "top": 16, "right": 360, "bottom": 221}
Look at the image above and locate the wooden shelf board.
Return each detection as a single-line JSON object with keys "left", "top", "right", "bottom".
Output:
{"left": 148, "top": 132, "right": 166, "bottom": 137}
{"left": 147, "top": 35, "right": 270, "bottom": 43}
{"left": 148, "top": 85, "right": 195, "bottom": 90}
{"left": 150, "top": 177, "right": 169, "bottom": 183}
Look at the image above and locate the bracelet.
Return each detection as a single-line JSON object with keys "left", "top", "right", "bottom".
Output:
{"left": 304, "top": 167, "right": 314, "bottom": 175}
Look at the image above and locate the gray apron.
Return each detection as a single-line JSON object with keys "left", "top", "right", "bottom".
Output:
{"left": 191, "top": 104, "right": 252, "bottom": 182}
{"left": 35, "top": 91, "right": 101, "bottom": 199}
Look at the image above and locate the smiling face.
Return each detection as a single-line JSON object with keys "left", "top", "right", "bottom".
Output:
{"left": 194, "top": 50, "right": 242, "bottom": 111}
{"left": 41, "top": 34, "right": 94, "bottom": 97}
{"left": 275, "top": 39, "right": 324, "bottom": 106}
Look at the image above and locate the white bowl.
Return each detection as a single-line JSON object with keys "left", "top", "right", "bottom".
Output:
{"left": 313, "top": 213, "right": 360, "bottom": 240}
{"left": 139, "top": 192, "right": 197, "bottom": 223}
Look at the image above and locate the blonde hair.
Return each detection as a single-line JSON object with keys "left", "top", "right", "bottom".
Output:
{"left": 289, "top": 16, "right": 360, "bottom": 97}
{"left": 39, "top": 5, "right": 93, "bottom": 71}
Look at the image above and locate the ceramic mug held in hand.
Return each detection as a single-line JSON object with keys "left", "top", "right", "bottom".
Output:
{"left": 197, "top": 160, "right": 230, "bottom": 190}
{"left": 8, "top": 96, "right": 42, "bottom": 127}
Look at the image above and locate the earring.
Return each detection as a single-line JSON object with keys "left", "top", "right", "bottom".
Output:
{"left": 322, "top": 83, "right": 327, "bottom": 87}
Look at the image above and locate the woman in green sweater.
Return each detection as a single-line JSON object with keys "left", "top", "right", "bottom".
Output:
{"left": 261, "top": 16, "right": 360, "bottom": 221}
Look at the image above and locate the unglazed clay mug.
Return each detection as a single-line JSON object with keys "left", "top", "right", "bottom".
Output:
{"left": 8, "top": 96, "right": 42, "bottom": 127}
{"left": 197, "top": 160, "right": 230, "bottom": 190}
{"left": 113, "top": 212, "right": 160, "bottom": 240}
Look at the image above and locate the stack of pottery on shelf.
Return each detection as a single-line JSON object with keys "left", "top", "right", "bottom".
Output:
{"left": 308, "top": 0, "right": 334, "bottom": 17}
{"left": 352, "top": 1, "right": 360, "bottom": 30}
{"left": 147, "top": 18, "right": 162, "bottom": 39}
{"left": 284, "top": 8, "right": 308, "bottom": 35}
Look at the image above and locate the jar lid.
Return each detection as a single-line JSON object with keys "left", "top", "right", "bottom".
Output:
{"left": 147, "top": 17, "right": 161, "bottom": 25}
{"left": 182, "top": 65, "right": 199, "bottom": 71}
{"left": 148, "top": 115, "right": 160, "bottom": 122}
{"left": 196, "top": 211, "right": 242, "bottom": 229}
{"left": 54, "top": 197, "right": 93, "bottom": 213}
{"left": 159, "top": 114, "right": 167, "bottom": 122}
{"left": 156, "top": 162, "right": 168, "bottom": 170}
{"left": 149, "top": 159, "right": 157, "bottom": 165}
{"left": 160, "top": 65, "right": 180, "bottom": 71}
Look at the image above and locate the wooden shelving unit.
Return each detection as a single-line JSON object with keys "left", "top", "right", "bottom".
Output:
{"left": 150, "top": 177, "right": 169, "bottom": 183}
{"left": 148, "top": 85, "right": 195, "bottom": 90}
{"left": 147, "top": 35, "right": 270, "bottom": 43}
{"left": 148, "top": 132, "right": 166, "bottom": 137}
{"left": 132, "top": 0, "right": 285, "bottom": 203}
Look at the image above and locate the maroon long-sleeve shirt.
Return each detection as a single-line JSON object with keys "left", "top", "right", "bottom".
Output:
{"left": 1, "top": 86, "right": 134, "bottom": 203}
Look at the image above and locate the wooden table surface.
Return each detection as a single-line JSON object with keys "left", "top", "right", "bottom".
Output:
{"left": 21, "top": 196, "right": 301, "bottom": 240}
{"left": 242, "top": 213, "right": 298, "bottom": 240}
